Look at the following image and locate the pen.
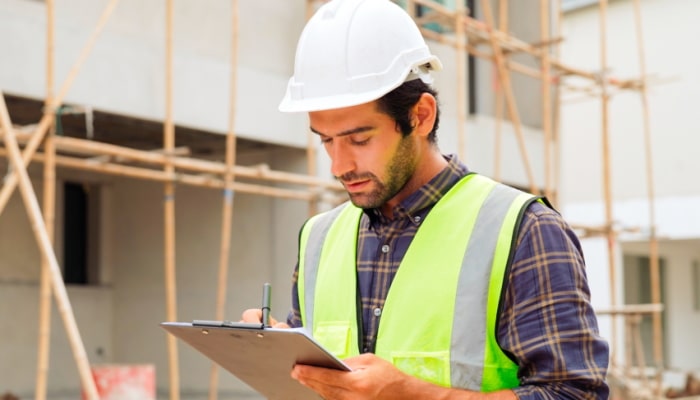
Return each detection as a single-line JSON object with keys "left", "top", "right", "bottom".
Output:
{"left": 261, "top": 283, "right": 272, "bottom": 327}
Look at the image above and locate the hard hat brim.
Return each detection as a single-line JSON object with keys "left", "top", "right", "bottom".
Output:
{"left": 279, "top": 57, "right": 442, "bottom": 113}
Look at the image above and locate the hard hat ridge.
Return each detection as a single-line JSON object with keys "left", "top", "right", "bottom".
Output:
{"left": 279, "top": 0, "right": 443, "bottom": 113}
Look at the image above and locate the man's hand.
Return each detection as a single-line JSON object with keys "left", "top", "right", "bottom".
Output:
{"left": 239, "top": 308, "right": 290, "bottom": 328}
{"left": 291, "top": 353, "right": 517, "bottom": 400}
{"left": 291, "top": 353, "right": 417, "bottom": 400}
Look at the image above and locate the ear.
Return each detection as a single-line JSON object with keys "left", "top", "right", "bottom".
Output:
{"left": 411, "top": 93, "right": 437, "bottom": 139}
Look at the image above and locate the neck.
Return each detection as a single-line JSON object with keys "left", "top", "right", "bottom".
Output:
{"left": 379, "top": 149, "right": 447, "bottom": 218}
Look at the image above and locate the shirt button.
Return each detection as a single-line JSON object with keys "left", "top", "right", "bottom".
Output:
{"left": 381, "top": 244, "right": 390, "bottom": 253}
{"left": 414, "top": 216, "right": 421, "bottom": 223}
{"left": 363, "top": 347, "right": 369, "bottom": 353}
{"left": 373, "top": 307, "right": 382, "bottom": 317}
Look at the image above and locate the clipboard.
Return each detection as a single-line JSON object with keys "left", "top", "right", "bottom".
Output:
{"left": 161, "top": 321, "right": 350, "bottom": 400}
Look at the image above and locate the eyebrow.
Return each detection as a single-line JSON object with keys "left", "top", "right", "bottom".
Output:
{"left": 309, "top": 125, "right": 374, "bottom": 137}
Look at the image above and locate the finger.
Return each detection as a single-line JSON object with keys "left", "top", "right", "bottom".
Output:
{"left": 293, "top": 365, "right": 352, "bottom": 399}
{"left": 272, "top": 321, "right": 290, "bottom": 329}
{"left": 240, "top": 308, "right": 262, "bottom": 323}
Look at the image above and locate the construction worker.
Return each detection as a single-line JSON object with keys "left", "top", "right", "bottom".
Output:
{"left": 242, "top": 0, "right": 609, "bottom": 398}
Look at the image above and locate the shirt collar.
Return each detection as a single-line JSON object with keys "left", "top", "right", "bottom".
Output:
{"left": 364, "top": 154, "right": 470, "bottom": 226}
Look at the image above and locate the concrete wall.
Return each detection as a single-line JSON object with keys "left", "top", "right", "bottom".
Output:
{"left": 0, "top": 0, "right": 309, "bottom": 148}
{"left": 559, "top": 0, "right": 700, "bottom": 204}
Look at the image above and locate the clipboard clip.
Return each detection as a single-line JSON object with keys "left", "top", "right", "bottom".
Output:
{"left": 192, "top": 320, "right": 264, "bottom": 329}
{"left": 193, "top": 283, "right": 273, "bottom": 330}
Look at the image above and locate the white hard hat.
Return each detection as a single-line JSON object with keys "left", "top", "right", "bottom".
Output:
{"left": 279, "top": 0, "right": 443, "bottom": 113}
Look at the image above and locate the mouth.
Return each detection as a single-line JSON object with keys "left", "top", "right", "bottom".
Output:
{"left": 343, "top": 179, "right": 371, "bottom": 193}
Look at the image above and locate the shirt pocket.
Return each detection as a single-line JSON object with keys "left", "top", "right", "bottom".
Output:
{"left": 315, "top": 321, "right": 352, "bottom": 359}
{"left": 391, "top": 350, "right": 450, "bottom": 387}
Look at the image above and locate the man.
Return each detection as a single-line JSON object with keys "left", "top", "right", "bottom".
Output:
{"left": 242, "top": 0, "right": 609, "bottom": 398}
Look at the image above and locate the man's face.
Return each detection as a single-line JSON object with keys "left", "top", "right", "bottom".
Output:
{"left": 309, "top": 101, "right": 418, "bottom": 213}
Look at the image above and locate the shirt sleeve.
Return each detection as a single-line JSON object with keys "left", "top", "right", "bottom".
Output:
{"left": 501, "top": 201, "right": 610, "bottom": 400}
{"left": 287, "top": 263, "right": 303, "bottom": 328}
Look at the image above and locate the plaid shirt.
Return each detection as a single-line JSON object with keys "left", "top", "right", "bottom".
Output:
{"left": 288, "top": 155, "right": 609, "bottom": 399}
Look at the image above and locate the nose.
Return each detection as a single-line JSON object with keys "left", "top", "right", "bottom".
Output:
{"left": 329, "top": 141, "right": 355, "bottom": 179}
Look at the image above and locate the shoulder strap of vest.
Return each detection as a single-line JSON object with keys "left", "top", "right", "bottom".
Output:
{"left": 298, "top": 202, "right": 360, "bottom": 330}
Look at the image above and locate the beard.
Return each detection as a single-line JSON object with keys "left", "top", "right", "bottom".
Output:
{"left": 339, "top": 134, "right": 417, "bottom": 210}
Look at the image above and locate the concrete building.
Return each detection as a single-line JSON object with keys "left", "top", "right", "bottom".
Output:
{"left": 559, "top": 0, "right": 700, "bottom": 389}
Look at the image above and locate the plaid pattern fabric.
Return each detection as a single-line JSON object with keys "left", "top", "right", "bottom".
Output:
{"left": 288, "top": 155, "right": 609, "bottom": 399}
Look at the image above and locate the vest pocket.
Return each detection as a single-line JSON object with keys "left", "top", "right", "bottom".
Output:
{"left": 315, "top": 321, "right": 351, "bottom": 359}
{"left": 390, "top": 350, "right": 450, "bottom": 387}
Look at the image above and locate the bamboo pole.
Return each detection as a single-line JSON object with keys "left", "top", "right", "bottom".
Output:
{"left": 479, "top": 0, "right": 539, "bottom": 195}
{"left": 306, "top": 131, "right": 319, "bottom": 216}
{"left": 306, "top": 0, "right": 316, "bottom": 20}
{"left": 624, "top": 316, "right": 633, "bottom": 387}
{"left": 208, "top": 1, "right": 239, "bottom": 398}
{"left": 493, "top": 0, "right": 507, "bottom": 181}
{"left": 598, "top": 0, "right": 619, "bottom": 368}
{"left": 0, "top": 0, "right": 120, "bottom": 218}
{"left": 163, "top": 1, "right": 180, "bottom": 399}
{"left": 633, "top": 0, "right": 663, "bottom": 394}
{"left": 540, "top": 0, "right": 553, "bottom": 200}
{"left": 36, "top": 0, "right": 56, "bottom": 398}
{"left": 46, "top": 136, "right": 342, "bottom": 191}
{"left": 596, "top": 303, "right": 663, "bottom": 315}
{"left": 0, "top": 148, "right": 332, "bottom": 202}
{"left": 306, "top": 0, "right": 320, "bottom": 216}
{"left": 0, "top": 94, "right": 99, "bottom": 399}
{"left": 552, "top": 0, "right": 563, "bottom": 206}
{"left": 455, "top": 1, "right": 467, "bottom": 160}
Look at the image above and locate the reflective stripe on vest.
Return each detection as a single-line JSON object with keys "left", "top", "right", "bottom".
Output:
{"left": 298, "top": 174, "right": 536, "bottom": 391}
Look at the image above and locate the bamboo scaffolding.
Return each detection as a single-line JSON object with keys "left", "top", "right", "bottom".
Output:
{"left": 305, "top": 1, "right": 320, "bottom": 216}
{"left": 540, "top": 0, "right": 554, "bottom": 200}
{"left": 551, "top": 0, "right": 563, "bottom": 207}
{"left": 163, "top": 1, "right": 180, "bottom": 398}
{"left": 411, "top": 0, "right": 639, "bottom": 91}
{"left": 0, "top": 0, "right": 120, "bottom": 219}
{"left": 35, "top": 0, "right": 56, "bottom": 400}
{"left": 0, "top": 93, "right": 100, "bottom": 399}
{"left": 597, "top": 0, "right": 620, "bottom": 369}
{"left": 597, "top": 303, "right": 665, "bottom": 398}
{"left": 208, "top": 1, "right": 239, "bottom": 398}
{"left": 2, "top": 0, "right": 119, "bottom": 397}
{"left": 479, "top": 0, "right": 538, "bottom": 195}
{"left": 0, "top": 147, "right": 336, "bottom": 203}
{"left": 455, "top": 1, "right": 467, "bottom": 160}
{"left": 493, "top": 0, "right": 507, "bottom": 181}
{"left": 35, "top": 1, "right": 56, "bottom": 398}
{"left": 27, "top": 135, "right": 343, "bottom": 191}
{"left": 633, "top": 0, "right": 663, "bottom": 395}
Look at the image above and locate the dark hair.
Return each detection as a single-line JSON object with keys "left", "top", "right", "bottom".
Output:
{"left": 376, "top": 79, "right": 441, "bottom": 144}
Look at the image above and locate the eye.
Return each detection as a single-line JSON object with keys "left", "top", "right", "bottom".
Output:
{"left": 320, "top": 136, "right": 332, "bottom": 144}
{"left": 351, "top": 137, "right": 370, "bottom": 146}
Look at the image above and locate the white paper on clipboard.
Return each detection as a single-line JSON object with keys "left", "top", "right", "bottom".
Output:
{"left": 161, "top": 321, "right": 351, "bottom": 400}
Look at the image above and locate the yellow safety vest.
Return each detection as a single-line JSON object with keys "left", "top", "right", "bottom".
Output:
{"left": 298, "top": 174, "right": 536, "bottom": 391}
